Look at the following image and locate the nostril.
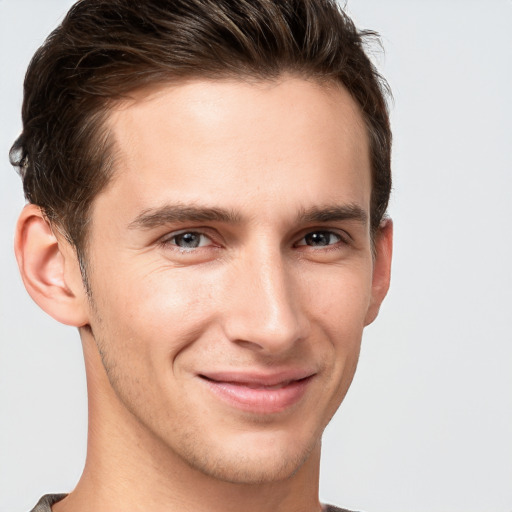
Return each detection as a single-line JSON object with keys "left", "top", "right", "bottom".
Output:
{"left": 234, "top": 339, "right": 269, "bottom": 351}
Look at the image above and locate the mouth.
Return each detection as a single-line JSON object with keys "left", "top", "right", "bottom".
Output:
{"left": 198, "top": 371, "right": 315, "bottom": 414}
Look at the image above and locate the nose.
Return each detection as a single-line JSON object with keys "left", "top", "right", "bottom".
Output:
{"left": 221, "top": 245, "right": 310, "bottom": 355}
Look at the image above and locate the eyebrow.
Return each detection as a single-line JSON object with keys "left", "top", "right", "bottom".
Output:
{"left": 128, "top": 202, "right": 368, "bottom": 230}
{"left": 128, "top": 204, "right": 242, "bottom": 229}
{"left": 296, "top": 204, "right": 368, "bottom": 225}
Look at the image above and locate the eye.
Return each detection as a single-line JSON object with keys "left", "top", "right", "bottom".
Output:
{"left": 166, "top": 231, "right": 212, "bottom": 250}
{"left": 295, "top": 230, "right": 344, "bottom": 248}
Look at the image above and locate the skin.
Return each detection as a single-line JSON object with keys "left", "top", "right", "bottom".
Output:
{"left": 15, "top": 76, "right": 392, "bottom": 512}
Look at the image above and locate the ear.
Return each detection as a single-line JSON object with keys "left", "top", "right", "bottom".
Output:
{"left": 364, "top": 218, "right": 393, "bottom": 326}
{"left": 14, "top": 204, "right": 89, "bottom": 327}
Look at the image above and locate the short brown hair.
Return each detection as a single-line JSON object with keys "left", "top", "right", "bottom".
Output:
{"left": 10, "top": 0, "right": 391, "bottom": 257}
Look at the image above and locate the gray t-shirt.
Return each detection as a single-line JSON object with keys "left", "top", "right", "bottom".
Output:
{"left": 30, "top": 494, "right": 359, "bottom": 512}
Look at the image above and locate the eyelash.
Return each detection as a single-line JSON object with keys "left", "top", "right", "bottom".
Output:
{"left": 159, "top": 230, "right": 216, "bottom": 252}
{"left": 159, "top": 228, "right": 350, "bottom": 253}
{"left": 294, "top": 230, "right": 348, "bottom": 249}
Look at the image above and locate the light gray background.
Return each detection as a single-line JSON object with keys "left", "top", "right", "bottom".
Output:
{"left": 1, "top": 1, "right": 511, "bottom": 511}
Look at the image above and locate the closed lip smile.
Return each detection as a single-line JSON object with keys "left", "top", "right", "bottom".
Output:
{"left": 198, "top": 370, "right": 316, "bottom": 414}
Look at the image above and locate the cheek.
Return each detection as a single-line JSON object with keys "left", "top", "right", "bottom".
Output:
{"left": 302, "top": 261, "right": 373, "bottom": 332}
{"left": 91, "top": 265, "right": 221, "bottom": 359}
{"left": 301, "top": 263, "right": 372, "bottom": 395}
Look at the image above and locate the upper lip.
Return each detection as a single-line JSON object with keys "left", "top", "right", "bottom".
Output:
{"left": 198, "top": 369, "right": 316, "bottom": 387}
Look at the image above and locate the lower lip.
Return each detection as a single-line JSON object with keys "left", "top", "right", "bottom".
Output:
{"left": 200, "top": 376, "right": 313, "bottom": 414}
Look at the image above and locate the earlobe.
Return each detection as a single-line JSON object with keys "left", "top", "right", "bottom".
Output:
{"left": 14, "top": 204, "right": 89, "bottom": 327}
{"left": 364, "top": 218, "right": 393, "bottom": 326}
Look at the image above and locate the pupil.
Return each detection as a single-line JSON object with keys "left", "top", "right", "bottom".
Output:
{"left": 306, "top": 232, "right": 329, "bottom": 246}
{"left": 177, "top": 233, "right": 200, "bottom": 248}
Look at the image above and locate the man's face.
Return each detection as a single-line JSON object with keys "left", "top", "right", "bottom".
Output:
{"left": 81, "top": 77, "right": 388, "bottom": 483}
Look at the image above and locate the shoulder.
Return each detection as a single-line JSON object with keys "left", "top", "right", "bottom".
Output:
{"left": 29, "top": 494, "right": 67, "bottom": 512}
{"left": 28, "top": 497, "right": 356, "bottom": 512}
{"left": 323, "top": 505, "right": 362, "bottom": 512}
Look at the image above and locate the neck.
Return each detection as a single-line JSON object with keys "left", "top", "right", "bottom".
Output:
{"left": 54, "top": 335, "right": 322, "bottom": 512}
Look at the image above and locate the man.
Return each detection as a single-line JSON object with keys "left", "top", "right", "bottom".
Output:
{"left": 11, "top": 0, "right": 392, "bottom": 511}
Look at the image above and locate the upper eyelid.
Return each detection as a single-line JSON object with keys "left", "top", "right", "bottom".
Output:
{"left": 158, "top": 229, "right": 219, "bottom": 250}
{"left": 295, "top": 227, "right": 352, "bottom": 242}
{"left": 157, "top": 226, "right": 352, "bottom": 247}
{"left": 160, "top": 227, "right": 215, "bottom": 240}
{"left": 294, "top": 230, "right": 349, "bottom": 246}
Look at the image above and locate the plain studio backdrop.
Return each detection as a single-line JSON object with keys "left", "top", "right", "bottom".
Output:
{"left": 1, "top": 1, "right": 511, "bottom": 511}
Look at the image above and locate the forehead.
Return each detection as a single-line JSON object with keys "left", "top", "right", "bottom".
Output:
{"left": 95, "top": 77, "right": 371, "bottom": 224}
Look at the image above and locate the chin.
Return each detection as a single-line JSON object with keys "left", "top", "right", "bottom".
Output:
{"left": 175, "top": 429, "right": 321, "bottom": 485}
{"left": 193, "top": 451, "right": 310, "bottom": 485}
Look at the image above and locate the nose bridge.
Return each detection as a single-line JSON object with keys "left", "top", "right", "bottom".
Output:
{"left": 224, "top": 241, "right": 308, "bottom": 353}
